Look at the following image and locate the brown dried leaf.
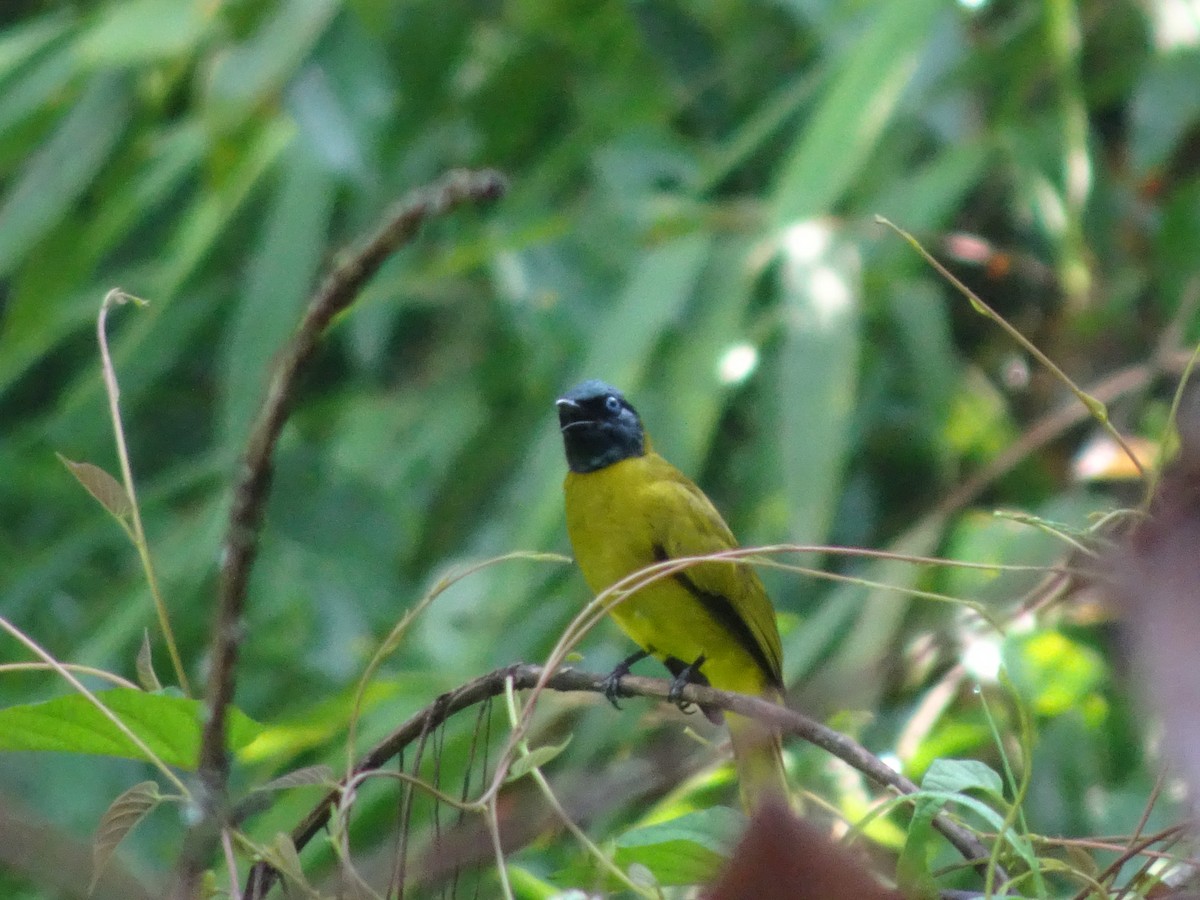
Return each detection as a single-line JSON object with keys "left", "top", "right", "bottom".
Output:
{"left": 57, "top": 454, "right": 132, "bottom": 521}
{"left": 90, "top": 780, "right": 160, "bottom": 895}
{"left": 135, "top": 630, "right": 161, "bottom": 692}
{"left": 254, "top": 765, "right": 337, "bottom": 793}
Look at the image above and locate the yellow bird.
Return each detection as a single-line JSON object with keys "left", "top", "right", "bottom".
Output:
{"left": 556, "top": 379, "right": 787, "bottom": 808}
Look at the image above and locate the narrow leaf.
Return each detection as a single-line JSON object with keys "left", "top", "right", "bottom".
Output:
{"left": 76, "top": 0, "right": 210, "bottom": 67}
{"left": 57, "top": 454, "right": 133, "bottom": 521}
{"left": 90, "top": 780, "right": 160, "bottom": 894}
{"left": 771, "top": 0, "right": 944, "bottom": 223}
{"left": 135, "top": 630, "right": 161, "bottom": 692}
{"left": 0, "top": 73, "right": 131, "bottom": 277}
{"left": 773, "top": 221, "right": 861, "bottom": 548}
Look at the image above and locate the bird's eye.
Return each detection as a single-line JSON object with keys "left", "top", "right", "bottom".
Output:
{"left": 605, "top": 395, "right": 621, "bottom": 413}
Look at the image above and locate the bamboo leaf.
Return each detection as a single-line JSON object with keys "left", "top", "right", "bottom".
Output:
{"left": 771, "top": 0, "right": 945, "bottom": 223}
{"left": 76, "top": 0, "right": 210, "bottom": 67}
{"left": 0, "top": 73, "right": 131, "bottom": 278}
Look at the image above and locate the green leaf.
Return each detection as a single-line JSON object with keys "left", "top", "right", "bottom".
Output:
{"left": 921, "top": 758, "right": 1004, "bottom": 799}
{"left": 56, "top": 454, "right": 133, "bottom": 522}
{"left": 76, "top": 0, "right": 211, "bottom": 67}
{"left": 506, "top": 735, "right": 572, "bottom": 783}
{"left": 0, "top": 72, "right": 131, "bottom": 278}
{"left": 0, "top": 41, "right": 77, "bottom": 144}
{"left": 0, "top": 689, "right": 261, "bottom": 770}
{"left": 90, "top": 780, "right": 161, "bottom": 895}
{"left": 896, "top": 809, "right": 939, "bottom": 900}
{"left": 771, "top": 0, "right": 945, "bottom": 223}
{"left": 154, "top": 117, "right": 293, "bottom": 298}
{"left": 0, "top": 9, "right": 73, "bottom": 85}
{"left": 204, "top": 0, "right": 341, "bottom": 128}
{"left": 1006, "top": 630, "right": 1106, "bottom": 718}
{"left": 1130, "top": 50, "right": 1200, "bottom": 174}
{"left": 773, "top": 220, "right": 861, "bottom": 547}
{"left": 220, "top": 140, "right": 336, "bottom": 447}
{"left": 613, "top": 808, "right": 744, "bottom": 887}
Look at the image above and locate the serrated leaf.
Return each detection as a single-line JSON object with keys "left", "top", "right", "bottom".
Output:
{"left": 90, "top": 780, "right": 160, "bottom": 895}
{"left": 135, "top": 630, "right": 161, "bottom": 692}
{"left": 0, "top": 689, "right": 261, "bottom": 769}
{"left": 57, "top": 454, "right": 132, "bottom": 521}
{"left": 506, "top": 735, "right": 572, "bottom": 783}
{"left": 254, "top": 765, "right": 337, "bottom": 793}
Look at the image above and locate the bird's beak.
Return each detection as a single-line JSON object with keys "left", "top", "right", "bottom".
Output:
{"left": 556, "top": 397, "right": 587, "bottom": 431}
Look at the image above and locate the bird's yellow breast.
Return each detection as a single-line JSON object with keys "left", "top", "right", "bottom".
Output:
{"left": 563, "top": 452, "right": 777, "bottom": 695}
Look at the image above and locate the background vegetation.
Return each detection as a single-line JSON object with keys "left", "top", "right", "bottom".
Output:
{"left": 2, "top": 0, "right": 1199, "bottom": 896}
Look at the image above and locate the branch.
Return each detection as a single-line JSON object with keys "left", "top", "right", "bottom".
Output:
{"left": 172, "top": 168, "right": 507, "bottom": 899}
{"left": 244, "top": 664, "right": 994, "bottom": 898}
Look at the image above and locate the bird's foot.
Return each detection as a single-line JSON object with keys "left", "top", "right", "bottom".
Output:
{"left": 602, "top": 649, "right": 651, "bottom": 710}
{"left": 667, "top": 654, "right": 707, "bottom": 714}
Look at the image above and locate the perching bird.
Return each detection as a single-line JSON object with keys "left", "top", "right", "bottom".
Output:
{"left": 556, "top": 379, "right": 787, "bottom": 808}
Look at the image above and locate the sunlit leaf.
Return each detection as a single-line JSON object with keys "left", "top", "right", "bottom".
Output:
{"left": 0, "top": 689, "right": 261, "bottom": 769}
{"left": 76, "top": 0, "right": 210, "bottom": 67}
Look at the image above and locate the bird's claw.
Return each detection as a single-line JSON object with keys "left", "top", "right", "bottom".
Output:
{"left": 601, "top": 670, "right": 626, "bottom": 710}
{"left": 667, "top": 654, "right": 706, "bottom": 714}
{"left": 602, "top": 649, "right": 650, "bottom": 711}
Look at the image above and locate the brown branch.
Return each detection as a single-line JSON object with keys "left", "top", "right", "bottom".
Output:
{"left": 172, "top": 168, "right": 507, "bottom": 900}
{"left": 243, "top": 664, "right": 995, "bottom": 899}
{"left": 936, "top": 348, "right": 1199, "bottom": 522}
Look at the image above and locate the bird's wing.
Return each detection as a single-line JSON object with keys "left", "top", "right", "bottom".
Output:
{"left": 645, "top": 458, "right": 784, "bottom": 686}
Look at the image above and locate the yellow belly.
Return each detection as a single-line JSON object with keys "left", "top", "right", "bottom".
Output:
{"left": 563, "top": 455, "right": 771, "bottom": 696}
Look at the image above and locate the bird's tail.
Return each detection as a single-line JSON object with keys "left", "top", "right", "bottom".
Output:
{"left": 727, "top": 710, "right": 789, "bottom": 812}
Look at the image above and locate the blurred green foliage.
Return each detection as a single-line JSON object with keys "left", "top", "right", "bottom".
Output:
{"left": 1, "top": 0, "right": 1199, "bottom": 896}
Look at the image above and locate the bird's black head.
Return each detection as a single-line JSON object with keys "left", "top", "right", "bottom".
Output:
{"left": 556, "top": 380, "right": 645, "bottom": 473}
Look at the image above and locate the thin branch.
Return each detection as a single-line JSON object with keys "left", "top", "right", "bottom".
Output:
{"left": 877, "top": 216, "right": 1147, "bottom": 478}
{"left": 99, "top": 290, "right": 191, "bottom": 696}
{"left": 243, "top": 664, "right": 995, "bottom": 899}
{"left": 174, "top": 168, "right": 506, "bottom": 900}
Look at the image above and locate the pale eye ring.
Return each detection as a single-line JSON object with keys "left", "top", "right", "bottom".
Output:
{"left": 605, "top": 395, "right": 621, "bottom": 412}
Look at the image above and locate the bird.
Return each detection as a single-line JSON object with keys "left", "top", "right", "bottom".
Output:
{"left": 556, "top": 379, "right": 788, "bottom": 809}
